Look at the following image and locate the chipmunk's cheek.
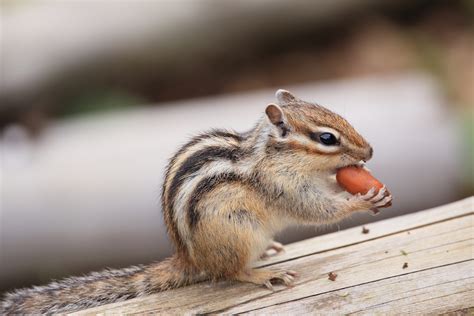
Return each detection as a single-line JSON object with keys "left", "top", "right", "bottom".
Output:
{"left": 337, "top": 153, "right": 360, "bottom": 169}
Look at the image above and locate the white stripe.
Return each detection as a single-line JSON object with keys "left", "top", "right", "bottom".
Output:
{"left": 165, "top": 135, "right": 239, "bottom": 197}
{"left": 293, "top": 126, "right": 341, "bottom": 154}
{"left": 172, "top": 159, "right": 243, "bottom": 245}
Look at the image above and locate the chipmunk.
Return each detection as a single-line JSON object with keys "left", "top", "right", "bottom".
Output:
{"left": 1, "top": 90, "right": 392, "bottom": 314}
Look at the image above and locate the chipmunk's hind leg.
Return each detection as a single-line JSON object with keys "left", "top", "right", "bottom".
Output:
{"left": 189, "top": 183, "right": 296, "bottom": 288}
{"left": 191, "top": 212, "right": 297, "bottom": 289}
{"left": 191, "top": 207, "right": 269, "bottom": 279}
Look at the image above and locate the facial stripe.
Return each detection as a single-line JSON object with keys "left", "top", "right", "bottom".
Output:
{"left": 285, "top": 103, "right": 369, "bottom": 148}
{"left": 266, "top": 136, "right": 340, "bottom": 156}
{"left": 287, "top": 139, "right": 340, "bottom": 155}
{"left": 311, "top": 126, "right": 340, "bottom": 139}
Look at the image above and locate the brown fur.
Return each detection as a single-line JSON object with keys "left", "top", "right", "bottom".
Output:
{"left": 191, "top": 182, "right": 270, "bottom": 280}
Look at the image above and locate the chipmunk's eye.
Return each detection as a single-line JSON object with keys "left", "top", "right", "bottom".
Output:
{"left": 318, "top": 132, "right": 338, "bottom": 146}
{"left": 309, "top": 131, "right": 339, "bottom": 146}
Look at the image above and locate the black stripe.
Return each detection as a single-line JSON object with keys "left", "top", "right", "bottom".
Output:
{"left": 188, "top": 172, "right": 244, "bottom": 228}
{"left": 162, "top": 134, "right": 209, "bottom": 206}
{"left": 161, "top": 130, "right": 241, "bottom": 249}
{"left": 167, "top": 146, "right": 244, "bottom": 211}
{"left": 163, "top": 129, "right": 242, "bottom": 205}
{"left": 163, "top": 130, "right": 240, "bottom": 194}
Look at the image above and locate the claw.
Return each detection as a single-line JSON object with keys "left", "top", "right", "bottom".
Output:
{"left": 264, "top": 280, "right": 274, "bottom": 291}
{"left": 281, "top": 274, "right": 294, "bottom": 285}
{"left": 271, "top": 270, "right": 297, "bottom": 287}
{"left": 269, "top": 241, "right": 285, "bottom": 253}
{"left": 370, "top": 186, "right": 387, "bottom": 203}
{"left": 350, "top": 185, "right": 392, "bottom": 214}
{"left": 359, "top": 187, "right": 376, "bottom": 201}
{"left": 261, "top": 241, "right": 286, "bottom": 260}
{"left": 374, "top": 194, "right": 392, "bottom": 208}
{"left": 240, "top": 269, "right": 297, "bottom": 291}
{"left": 260, "top": 252, "right": 270, "bottom": 260}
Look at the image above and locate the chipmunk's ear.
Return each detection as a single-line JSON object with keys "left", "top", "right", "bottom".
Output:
{"left": 266, "top": 103, "right": 290, "bottom": 137}
{"left": 276, "top": 89, "right": 298, "bottom": 104}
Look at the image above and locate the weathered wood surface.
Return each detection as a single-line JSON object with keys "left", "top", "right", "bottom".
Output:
{"left": 74, "top": 197, "right": 473, "bottom": 315}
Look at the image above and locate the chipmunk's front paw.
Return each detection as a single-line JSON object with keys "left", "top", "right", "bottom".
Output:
{"left": 260, "top": 241, "right": 285, "bottom": 260}
{"left": 352, "top": 186, "right": 392, "bottom": 213}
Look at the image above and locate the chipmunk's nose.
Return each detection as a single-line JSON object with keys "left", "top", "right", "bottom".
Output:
{"left": 362, "top": 146, "right": 373, "bottom": 162}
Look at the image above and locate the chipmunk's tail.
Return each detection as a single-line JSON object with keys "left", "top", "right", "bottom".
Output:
{"left": 1, "top": 255, "right": 202, "bottom": 314}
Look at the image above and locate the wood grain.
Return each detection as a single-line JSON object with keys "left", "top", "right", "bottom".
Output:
{"left": 243, "top": 261, "right": 474, "bottom": 315}
{"left": 73, "top": 197, "right": 473, "bottom": 315}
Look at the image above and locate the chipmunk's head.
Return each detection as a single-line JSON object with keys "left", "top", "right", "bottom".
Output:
{"left": 264, "top": 89, "right": 372, "bottom": 173}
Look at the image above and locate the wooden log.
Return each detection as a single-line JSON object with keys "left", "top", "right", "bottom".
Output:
{"left": 73, "top": 196, "right": 473, "bottom": 315}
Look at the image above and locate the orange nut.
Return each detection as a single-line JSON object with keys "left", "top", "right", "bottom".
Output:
{"left": 336, "top": 166, "right": 384, "bottom": 195}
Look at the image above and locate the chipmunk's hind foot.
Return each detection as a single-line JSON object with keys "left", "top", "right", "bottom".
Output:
{"left": 235, "top": 268, "right": 297, "bottom": 291}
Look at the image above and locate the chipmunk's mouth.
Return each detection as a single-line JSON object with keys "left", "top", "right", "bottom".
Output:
{"left": 328, "top": 160, "right": 366, "bottom": 187}
{"left": 334, "top": 160, "right": 365, "bottom": 173}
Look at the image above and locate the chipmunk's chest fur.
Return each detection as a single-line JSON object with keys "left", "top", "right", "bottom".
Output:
{"left": 258, "top": 165, "right": 343, "bottom": 224}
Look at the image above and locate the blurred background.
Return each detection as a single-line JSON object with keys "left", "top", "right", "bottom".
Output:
{"left": 1, "top": 0, "right": 473, "bottom": 294}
